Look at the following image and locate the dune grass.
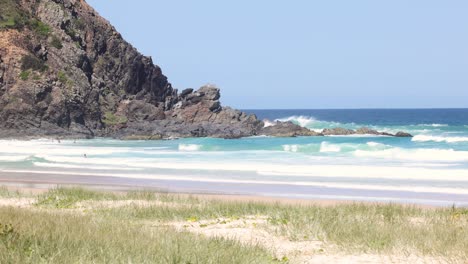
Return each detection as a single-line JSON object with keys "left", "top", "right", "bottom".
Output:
{"left": 99, "top": 196, "right": 468, "bottom": 259}
{"left": 1, "top": 187, "right": 468, "bottom": 263}
{"left": 35, "top": 187, "right": 120, "bottom": 208}
{"left": 0, "top": 186, "right": 23, "bottom": 198}
{"left": 0, "top": 207, "right": 273, "bottom": 264}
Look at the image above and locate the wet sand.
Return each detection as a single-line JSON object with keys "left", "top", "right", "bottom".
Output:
{"left": 0, "top": 171, "right": 468, "bottom": 207}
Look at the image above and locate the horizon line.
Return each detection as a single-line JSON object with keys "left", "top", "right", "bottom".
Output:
{"left": 241, "top": 107, "right": 468, "bottom": 110}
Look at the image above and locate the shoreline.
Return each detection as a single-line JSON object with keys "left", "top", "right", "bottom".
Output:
{"left": 0, "top": 172, "right": 445, "bottom": 209}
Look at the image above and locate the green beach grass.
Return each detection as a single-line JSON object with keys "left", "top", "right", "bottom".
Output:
{"left": 0, "top": 187, "right": 467, "bottom": 263}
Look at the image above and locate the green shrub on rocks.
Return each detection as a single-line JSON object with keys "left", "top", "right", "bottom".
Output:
{"left": 73, "top": 18, "right": 85, "bottom": 30}
{"left": 57, "top": 71, "right": 67, "bottom": 83}
{"left": 19, "top": 71, "right": 30, "bottom": 81}
{"left": 50, "top": 35, "right": 63, "bottom": 49}
{"left": 21, "top": 55, "right": 47, "bottom": 72}
{"left": 103, "top": 111, "right": 128, "bottom": 125}
{"left": 29, "top": 19, "right": 50, "bottom": 37}
{"left": 0, "top": 0, "right": 28, "bottom": 30}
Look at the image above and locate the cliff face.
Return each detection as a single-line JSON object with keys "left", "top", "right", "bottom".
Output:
{"left": 0, "top": 0, "right": 411, "bottom": 139}
{"left": 0, "top": 0, "right": 267, "bottom": 138}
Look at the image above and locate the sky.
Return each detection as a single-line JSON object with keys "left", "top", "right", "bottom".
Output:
{"left": 86, "top": 0, "right": 468, "bottom": 109}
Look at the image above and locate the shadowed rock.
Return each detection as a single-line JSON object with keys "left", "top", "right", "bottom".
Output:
{"left": 355, "top": 127, "right": 380, "bottom": 135}
{"left": 0, "top": 0, "right": 413, "bottom": 140}
{"left": 322, "top": 128, "right": 355, "bottom": 136}
{"left": 394, "top": 131, "right": 413, "bottom": 137}
{"left": 260, "top": 121, "right": 322, "bottom": 137}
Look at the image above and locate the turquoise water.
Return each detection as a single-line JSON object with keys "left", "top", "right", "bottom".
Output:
{"left": 1, "top": 109, "right": 468, "bottom": 206}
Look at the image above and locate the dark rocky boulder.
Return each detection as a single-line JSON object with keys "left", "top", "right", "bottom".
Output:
{"left": 180, "top": 88, "right": 194, "bottom": 98}
{"left": 261, "top": 121, "right": 321, "bottom": 137}
{"left": 320, "top": 127, "right": 412, "bottom": 138}
{"left": 355, "top": 127, "right": 381, "bottom": 135}
{"left": 0, "top": 0, "right": 261, "bottom": 139}
{"left": 322, "top": 128, "right": 355, "bottom": 136}
{"left": 0, "top": 0, "right": 413, "bottom": 140}
{"left": 395, "top": 131, "right": 413, "bottom": 137}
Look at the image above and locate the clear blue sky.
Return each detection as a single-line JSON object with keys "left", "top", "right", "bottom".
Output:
{"left": 87, "top": 0, "right": 467, "bottom": 109}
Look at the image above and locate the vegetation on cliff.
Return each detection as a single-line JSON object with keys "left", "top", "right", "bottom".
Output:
{"left": 0, "top": 0, "right": 412, "bottom": 139}
{"left": 0, "top": 0, "right": 269, "bottom": 139}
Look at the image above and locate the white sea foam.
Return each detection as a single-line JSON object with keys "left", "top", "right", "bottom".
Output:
{"left": 365, "top": 142, "right": 390, "bottom": 150}
{"left": 327, "top": 134, "right": 387, "bottom": 138}
{"left": 142, "top": 147, "right": 170, "bottom": 150}
{"left": 366, "top": 142, "right": 382, "bottom": 147}
{"left": 282, "top": 144, "right": 299, "bottom": 152}
{"left": 2, "top": 169, "right": 468, "bottom": 195}
{"left": 354, "top": 148, "right": 468, "bottom": 162}
{"left": 417, "top": 124, "right": 448, "bottom": 127}
{"left": 276, "top": 116, "right": 317, "bottom": 127}
{"left": 319, "top": 142, "right": 341, "bottom": 152}
{"left": 255, "top": 165, "right": 468, "bottom": 181}
{"left": 33, "top": 162, "right": 142, "bottom": 171}
{"left": 412, "top": 135, "right": 468, "bottom": 143}
{"left": 0, "top": 141, "right": 136, "bottom": 155}
{"left": 281, "top": 141, "right": 385, "bottom": 154}
{"left": 263, "top": 119, "right": 275, "bottom": 127}
{"left": 178, "top": 144, "right": 202, "bottom": 151}
{"left": 30, "top": 154, "right": 468, "bottom": 182}
{"left": 0, "top": 155, "right": 29, "bottom": 162}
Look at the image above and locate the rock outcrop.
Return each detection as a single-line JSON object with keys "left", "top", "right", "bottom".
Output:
{"left": 260, "top": 121, "right": 321, "bottom": 137}
{"left": 0, "top": 0, "right": 412, "bottom": 139}
{"left": 319, "top": 127, "right": 411, "bottom": 137}
{"left": 0, "top": 0, "right": 263, "bottom": 139}
{"left": 394, "top": 131, "right": 413, "bottom": 138}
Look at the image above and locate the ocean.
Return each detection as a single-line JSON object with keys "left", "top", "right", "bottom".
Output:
{"left": 1, "top": 109, "right": 468, "bottom": 206}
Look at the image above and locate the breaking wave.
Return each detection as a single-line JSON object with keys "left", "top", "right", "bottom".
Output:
{"left": 279, "top": 141, "right": 468, "bottom": 162}
{"left": 276, "top": 116, "right": 318, "bottom": 127}
{"left": 319, "top": 142, "right": 341, "bottom": 152}
{"left": 272, "top": 117, "right": 462, "bottom": 138}
{"left": 412, "top": 135, "right": 468, "bottom": 143}
{"left": 0, "top": 155, "right": 30, "bottom": 162}
{"left": 275, "top": 115, "right": 366, "bottom": 132}
{"left": 282, "top": 144, "right": 299, "bottom": 152}
{"left": 263, "top": 119, "right": 276, "bottom": 127}
{"left": 354, "top": 148, "right": 468, "bottom": 162}
{"left": 417, "top": 124, "right": 448, "bottom": 127}
{"left": 33, "top": 162, "right": 142, "bottom": 171}
{"left": 178, "top": 144, "right": 202, "bottom": 151}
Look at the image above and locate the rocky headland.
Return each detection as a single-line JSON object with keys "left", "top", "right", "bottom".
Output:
{"left": 0, "top": 0, "right": 411, "bottom": 139}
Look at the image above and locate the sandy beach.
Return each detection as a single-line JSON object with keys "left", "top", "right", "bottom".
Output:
{"left": 1, "top": 154, "right": 465, "bottom": 264}
{"left": 1, "top": 0, "right": 467, "bottom": 262}
{"left": 1, "top": 169, "right": 467, "bottom": 207}
{"left": 0, "top": 171, "right": 442, "bottom": 209}
{"left": 1, "top": 184, "right": 465, "bottom": 263}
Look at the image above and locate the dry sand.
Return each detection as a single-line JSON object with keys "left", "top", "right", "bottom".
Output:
{"left": 0, "top": 186, "right": 444, "bottom": 264}
{"left": 168, "top": 215, "right": 443, "bottom": 264}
